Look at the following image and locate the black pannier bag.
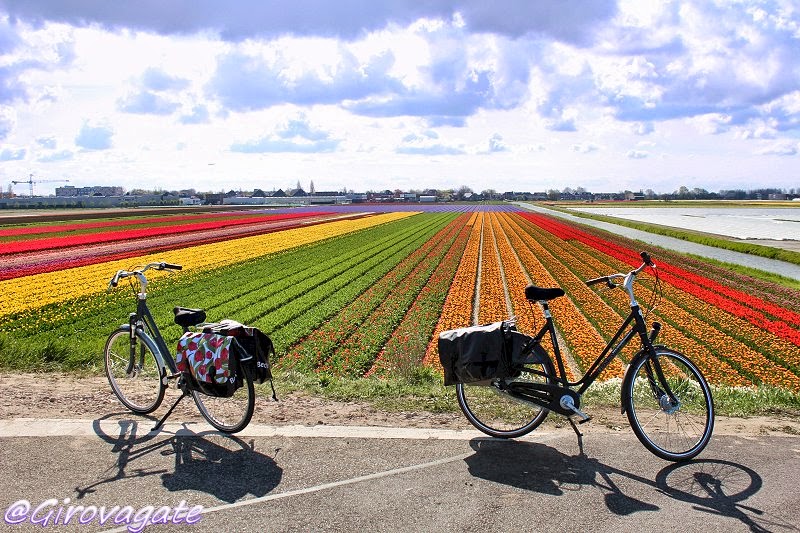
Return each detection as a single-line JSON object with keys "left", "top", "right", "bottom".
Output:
{"left": 202, "top": 319, "right": 279, "bottom": 400}
{"left": 506, "top": 329, "right": 540, "bottom": 367}
{"left": 438, "top": 321, "right": 543, "bottom": 386}
{"left": 438, "top": 321, "right": 513, "bottom": 386}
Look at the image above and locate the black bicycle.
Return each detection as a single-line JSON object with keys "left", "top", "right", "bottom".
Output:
{"left": 456, "top": 252, "right": 715, "bottom": 461}
{"left": 104, "top": 262, "right": 255, "bottom": 433}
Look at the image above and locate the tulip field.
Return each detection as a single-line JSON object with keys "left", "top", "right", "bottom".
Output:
{"left": 1, "top": 205, "right": 799, "bottom": 393}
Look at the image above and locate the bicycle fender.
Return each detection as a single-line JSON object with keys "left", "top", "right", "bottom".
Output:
{"left": 620, "top": 345, "right": 669, "bottom": 414}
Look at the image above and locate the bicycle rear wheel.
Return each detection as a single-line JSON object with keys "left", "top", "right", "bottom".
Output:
{"left": 623, "top": 348, "right": 714, "bottom": 461}
{"left": 456, "top": 358, "right": 554, "bottom": 439}
{"left": 104, "top": 328, "right": 165, "bottom": 414}
{"left": 192, "top": 365, "right": 255, "bottom": 433}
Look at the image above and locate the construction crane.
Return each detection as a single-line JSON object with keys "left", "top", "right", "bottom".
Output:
{"left": 11, "top": 174, "right": 69, "bottom": 196}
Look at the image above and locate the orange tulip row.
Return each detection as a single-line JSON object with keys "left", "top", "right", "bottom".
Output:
{"left": 497, "top": 213, "right": 620, "bottom": 380}
{"left": 547, "top": 235, "right": 753, "bottom": 387}
{"left": 565, "top": 237, "right": 795, "bottom": 389}
{"left": 519, "top": 216, "right": 793, "bottom": 389}
{"left": 423, "top": 213, "right": 483, "bottom": 368}
{"left": 477, "top": 213, "right": 510, "bottom": 324}
{"left": 490, "top": 213, "right": 579, "bottom": 382}
{"left": 508, "top": 215, "right": 636, "bottom": 362}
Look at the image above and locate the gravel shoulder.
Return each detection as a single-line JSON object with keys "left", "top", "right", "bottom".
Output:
{"left": 2, "top": 372, "right": 799, "bottom": 438}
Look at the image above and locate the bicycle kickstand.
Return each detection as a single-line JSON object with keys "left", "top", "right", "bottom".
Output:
{"left": 152, "top": 390, "right": 189, "bottom": 432}
{"left": 567, "top": 417, "right": 585, "bottom": 456}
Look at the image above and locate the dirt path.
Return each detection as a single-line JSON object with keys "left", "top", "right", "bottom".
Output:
{"left": 2, "top": 372, "right": 799, "bottom": 438}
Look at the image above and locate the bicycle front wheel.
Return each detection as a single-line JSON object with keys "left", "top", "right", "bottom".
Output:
{"left": 457, "top": 358, "right": 554, "bottom": 439}
{"left": 192, "top": 365, "right": 255, "bottom": 433}
{"left": 623, "top": 348, "right": 714, "bottom": 461}
{"left": 104, "top": 328, "right": 165, "bottom": 414}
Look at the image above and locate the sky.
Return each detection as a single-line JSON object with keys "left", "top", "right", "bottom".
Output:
{"left": 0, "top": 0, "right": 798, "bottom": 196}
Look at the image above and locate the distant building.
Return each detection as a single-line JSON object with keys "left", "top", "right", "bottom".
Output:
{"left": 56, "top": 185, "right": 125, "bottom": 196}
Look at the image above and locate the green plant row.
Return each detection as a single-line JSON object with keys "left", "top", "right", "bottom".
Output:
{"left": 0, "top": 213, "right": 452, "bottom": 370}
{"left": 323, "top": 214, "right": 467, "bottom": 375}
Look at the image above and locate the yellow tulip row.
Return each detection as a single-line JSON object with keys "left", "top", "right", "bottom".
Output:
{"left": 0, "top": 212, "right": 414, "bottom": 319}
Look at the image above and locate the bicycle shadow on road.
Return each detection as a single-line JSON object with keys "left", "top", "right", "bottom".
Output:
{"left": 79, "top": 414, "right": 282, "bottom": 504}
{"left": 464, "top": 438, "right": 658, "bottom": 515}
{"left": 463, "top": 438, "right": 782, "bottom": 531}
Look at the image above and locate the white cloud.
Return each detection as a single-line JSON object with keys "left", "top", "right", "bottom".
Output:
{"left": 0, "top": 0, "right": 798, "bottom": 194}
{"left": 757, "top": 142, "right": 799, "bottom": 156}
{"left": 75, "top": 122, "right": 113, "bottom": 150}
{"left": 573, "top": 142, "right": 599, "bottom": 153}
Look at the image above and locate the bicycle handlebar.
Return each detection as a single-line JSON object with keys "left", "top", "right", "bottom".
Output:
{"left": 584, "top": 251, "right": 656, "bottom": 289}
{"left": 107, "top": 262, "right": 182, "bottom": 291}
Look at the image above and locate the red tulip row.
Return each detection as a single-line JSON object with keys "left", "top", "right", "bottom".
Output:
{"left": 0, "top": 212, "right": 243, "bottom": 237}
{"left": 1, "top": 211, "right": 331, "bottom": 255}
{"left": 657, "top": 251, "right": 800, "bottom": 315}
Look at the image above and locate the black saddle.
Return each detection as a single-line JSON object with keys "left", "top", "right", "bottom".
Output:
{"left": 524, "top": 285, "right": 565, "bottom": 301}
{"left": 173, "top": 307, "right": 207, "bottom": 328}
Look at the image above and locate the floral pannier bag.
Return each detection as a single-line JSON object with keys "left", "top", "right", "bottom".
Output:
{"left": 176, "top": 332, "right": 242, "bottom": 397}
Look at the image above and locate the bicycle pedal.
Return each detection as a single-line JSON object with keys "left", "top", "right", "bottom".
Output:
{"left": 559, "top": 395, "right": 590, "bottom": 422}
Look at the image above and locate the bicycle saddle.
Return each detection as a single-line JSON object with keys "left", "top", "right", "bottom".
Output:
{"left": 524, "top": 285, "right": 565, "bottom": 301}
{"left": 173, "top": 307, "right": 207, "bottom": 328}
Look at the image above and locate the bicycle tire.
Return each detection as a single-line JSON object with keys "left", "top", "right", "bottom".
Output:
{"left": 457, "top": 355, "right": 555, "bottom": 439}
{"left": 192, "top": 364, "right": 255, "bottom": 434}
{"left": 623, "top": 347, "right": 714, "bottom": 461}
{"left": 104, "top": 327, "right": 166, "bottom": 415}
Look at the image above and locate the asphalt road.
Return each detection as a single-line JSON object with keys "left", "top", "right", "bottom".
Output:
{"left": 1, "top": 416, "right": 797, "bottom": 532}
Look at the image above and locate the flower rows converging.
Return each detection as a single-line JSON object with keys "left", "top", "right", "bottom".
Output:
{"left": 0, "top": 211, "right": 413, "bottom": 319}
{"left": 0, "top": 212, "right": 352, "bottom": 281}
{"left": 0, "top": 212, "right": 331, "bottom": 254}
{"left": 1, "top": 207, "right": 798, "bottom": 393}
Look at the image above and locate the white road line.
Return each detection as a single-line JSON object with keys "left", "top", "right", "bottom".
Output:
{"left": 101, "top": 451, "right": 476, "bottom": 533}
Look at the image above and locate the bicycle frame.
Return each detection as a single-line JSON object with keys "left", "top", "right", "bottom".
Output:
{"left": 120, "top": 270, "right": 178, "bottom": 376}
{"left": 510, "top": 255, "right": 672, "bottom": 418}
{"left": 128, "top": 296, "right": 176, "bottom": 373}
{"left": 529, "top": 300, "right": 658, "bottom": 394}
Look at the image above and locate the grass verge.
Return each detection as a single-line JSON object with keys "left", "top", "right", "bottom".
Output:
{"left": 266, "top": 368, "right": 800, "bottom": 419}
